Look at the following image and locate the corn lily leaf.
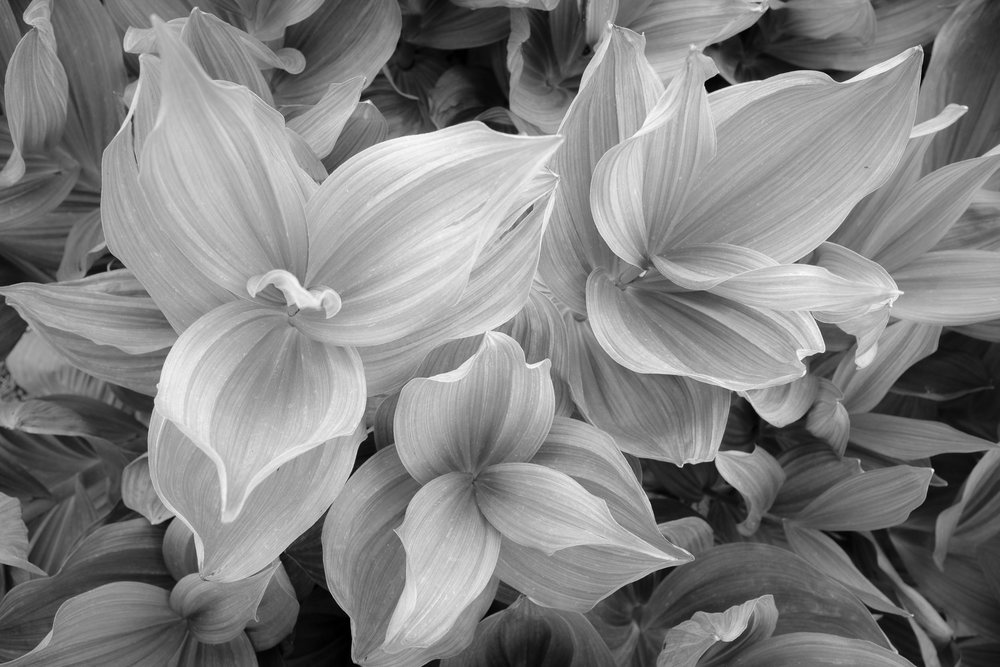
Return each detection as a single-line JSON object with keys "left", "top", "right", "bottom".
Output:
{"left": 394, "top": 332, "right": 554, "bottom": 483}
{"left": 0, "top": 395, "right": 142, "bottom": 441}
{"left": 441, "top": 596, "right": 617, "bottom": 666}
{"left": 783, "top": 523, "right": 907, "bottom": 616}
{"left": 244, "top": 564, "right": 299, "bottom": 651}
{"left": 0, "top": 492, "right": 45, "bottom": 576}
{"left": 916, "top": 0, "right": 1000, "bottom": 176}
{"left": 658, "top": 517, "right": 715, "bottom": 558}
{"left": 162, "top": 519, "right": 199, "bottom": 582}
{"left": 831, "top": 320, "right": 941, "bottom": 414}
{"left": 121, "top": 454, "right": 172, "bottom": 525}
{"left": 715, "top": 447, "right": 785, "bottom": 536}
{"left": 169, "top": 561, "right": 278, "bottom": 644}
{"left": 48, "top": 0, "right": 126, "bottom": 191}
{"left": 537, "top": 25, "right": 661, "bottom": 314}
{"left": 506, "top": 4, "right": 589, "bottom": 134}
{"left": 271, "top": 0, "right": 401, "bottom": 106}
{"left": 323, "top": 446, "right": 494, "bottom": 665}
{"left": 0, "top": 582, "right": 187, "bottom": 666}
{"left": 586, "top": 268, "right": 823, "bottom": 391}
{"left": 0, "top": 149, "right": 76, "bottom": 234}
{"left": 850, "top": 413, "right": 998, "bottom": 461}
{"left": 743, "top": 375, "right": 818, "bottom": 428}
{"left": 892, "top": 250, "right": 1000, "bottom": 325}
{"left": 759, "top": 0, "right": 957, "bottom": 73}
{"left": 0, "top": 0, "right": 68, "bottom": 187}
{"left": 285, "top": 76, "right": 365, "bottom": 161}
{"left": 358, "top": 174, "right": 557, "bottom": 396}
{"left": 55, "top": 209, "right": 104, "bottom": 282}
{"left": 893, "top": 532, "right": 1000, "bottom": 644}
{"left": 0, "top": 519, "right": 173, "bottom": 659}
{"left": 383, "top": 473, "right": 501, "bottom": 652}
{"left": 402, "top": 1, "right": 509, "bottom": 50}
{"left": 658, "top": 595, "right": 779, "bottom": 667}
{"left": 494, "top": 417, "right": 693, "bottom": 611}
{"left": 172, "top": 633, "right": 256, "bottom": 667}
{"left": 893, "top": 349, "right": 995, "bottom": 401}
{"left": 564, "top": 315, "right": 729, "bottom": 463}
{"left": 136, "top": 19, "right": 314, "bottom": 303}
{"left": 789, "top": 465, "right": 933, "bottom": 532}
{"left": 771, "top": 445, "right": 863, "bottom": 517}
{"left": 768, "top": 0, "right": 875, "bottom": 42}
{"left": 644, "top": 543, "right": 891, "bottom": 647}
{"left": 149, "top": 411, "right": 363, "bottom": 581}
{"left": 727, "top": 632, "right": 916, "bottom": 666}
{"left": 322, "top": 100, "right": 388, "bottom": 171}
{"left": 934, "top": 450, "right": 1000, "bottom": 568}
{"left": 301, "top": 124, "right": 560, "bottom": 347}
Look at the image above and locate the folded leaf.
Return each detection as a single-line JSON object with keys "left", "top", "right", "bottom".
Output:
{"left": 934, "top": 450, "right": 1000, "bottom": 568}
{"left": 121, "top": 454, "right": 172, "bottom": 525}
{"left": 0, "top": 492, "right": 46, "bottom": 576}
{"left": 587, "top": 268, "right": 823, "bottom": 391}
{"left": 771, "top": 445, "right": 863, "bottom": 517}
{"left": 384, "top": 473, "right": 499, "bottom": 651}
{"left": 715, "top": 447, "right": 785, "bottom": 536}
{"left": 743, "top": 374, "right": 818, "bottom": 428}
{"left": 658, "top": 595, "right": 778, "bottom": 667}
{"left": 565, "top": 316, "right": 729, "bottom": 463}
{"left": 769, "top": 0, "right": 875, "bottom": 41}
{"left": 0, "top": 395, "right": 143, "bottom": 441}
{"left": 537, "top": 24, "right": 662, "bottom": 314}
{"left": 286, "top": 76, "right": 365, "bottom": 160}
{"left": 790, "top": 466, "right": 933, "bottom": 532}
{"left": 0, "top": 0, "right": 68, "bottom": 187}
{"left": 441, "top": 596, "right": 617, "bottom": 666}
{"left": 1, "top": 583, "right": 186, "bottom": 666}
{"left": 784, "top": 523, "right": 907, "bottom": 616}
{"left": 155, "top": 300, "right": 365, "bottom": 519}
{"left": 803, "top": 378, "right": 850, "bottom": 456}
{"left": 394, "top": 332, "right": 553, "bottom": 483}
{"left": 644, "top": 543, "right": 891, "bottom": 647}
{"left": 243, "top": 563, "right": 299, "bottom": 651}
{"left": 170, "top": 561, "right": 278, "bottom": 644}
{"left": 271, "top": 0, "right": 400, "bottom": 106}
{"left": 149, "top": 411, "right": 363, "bottom": 581}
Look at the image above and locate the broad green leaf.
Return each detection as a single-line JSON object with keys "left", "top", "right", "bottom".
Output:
{"left": 850, "top": 413, "right": 998, "bottom": 461}
{"left": 286, "top": 76, "right": 365, "bottom": 161}
{"left": 783, "top": 524, "right": 907, "bottom": 616}
{"left": 172, "top": 633, "right": 256, "bottom": 667}
{"left": 0, "top": 492, "right": 45, "bottom": 576}
{"left": 790, "top": 466, "right": 933, "bottom": 532}
{"left": 323, "top": 100, "right": 388, "bottom": 171}
{"left": 155, "top": 300, "right": 365, "bottom": 519}
{"left": 770, "top": 445, "right": 863, "bottom": 522}
{"left": 537, "top": 24, "right": 662, "bottom": 314}
{"left": 715, "top": 447, "right": 785, "bottom": 536}
{"left": 644, "top": 543, "right": 891, "bottom": 647}
{"left": 170, "top": 561, "right": 278, "bottom": 644}
{"left": 767, "top": 0, "right": 875, "bottom": 41}
{"left": 728, "top": 632, "right": 915, "bottom": 666}
{"left": 0, "top": 520, "right": 172, "bottom": 659}
{"left": 384, "top": 473, "right": 500, "bottom": 652}
{"left": 587, "top": 268, "right": 823, "bottom": 391}
{"left": 658, "top": 595, "right": 778, "bottom": 667}
{"left": 1, "top": 583, "right": 186, "bottom": 666}
{"left": 149, "top": 411, "right": 363, "bottom": 581}
{"left": 0, "top": 0, "right": 68, "bottom": 187}
{"left": 892, "top": 250, "right": 1000, "bottom": 325}
{"left": 271, "top": 0, "right": 400, "bottom": 106}
{"left": 236, "top": 0, "right": 326, "bottom": 41}
{"left": 441, "top": 596, "right": 617, "bottom": 666}
{"left": 303, "top": 124, "right": 560, "bottom": 347}
{"left": 565, "top": 316, "right": 729, "bottom": 463}
{"left": 394, "top": 333, "right": 552, "bottom": 483}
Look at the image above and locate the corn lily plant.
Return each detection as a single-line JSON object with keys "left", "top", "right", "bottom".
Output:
{"left": 324, "top": 332, "right": 690, "bottom": 664}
